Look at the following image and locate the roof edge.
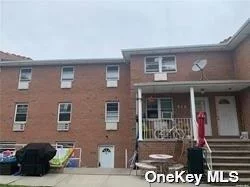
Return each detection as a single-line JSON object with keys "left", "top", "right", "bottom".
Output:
{"left": 0, "top": 58, "right": 125, "bottom": 67}
{"left": 122, "top": 18, "right": 250, "bottom": 61}
{"left": 134, "top": 80, "right": 250, "bottom": 87}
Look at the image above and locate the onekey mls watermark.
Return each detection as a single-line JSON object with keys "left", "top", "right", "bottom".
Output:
{"left": 145, "top": 170, "right": 239, "bottom": 185}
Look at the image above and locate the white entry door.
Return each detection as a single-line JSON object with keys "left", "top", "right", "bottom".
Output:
{"left": 216, "top": 96, "right": 239, "bottom": 136}
{"left": 195, "top": 97, "right": 212, "bottom": 136}
{"left": 98, "top": 145, "right": 114, "bottom": 168}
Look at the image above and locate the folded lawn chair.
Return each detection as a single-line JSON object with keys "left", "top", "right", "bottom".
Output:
{"left": 50, "top": 148, "right": 74, "bottom": 169}
{"left": 168, "top": 139, "right": 186, "bottom": 172}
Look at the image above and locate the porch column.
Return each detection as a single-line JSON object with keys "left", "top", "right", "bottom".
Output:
{"left": 138, "top": 88, "right": 143, "bottom": 141}
{"left": 190, "top": 87, "right": 198, "bottom": 141}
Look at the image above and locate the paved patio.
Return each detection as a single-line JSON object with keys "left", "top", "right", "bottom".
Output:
{"left": 0, "top": 168, "right": 229, "bottom": 187}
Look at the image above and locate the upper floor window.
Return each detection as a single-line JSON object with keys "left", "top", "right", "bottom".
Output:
{"left": 61, "top": 67, "right": 74, "bottom": 88}
{"left": 14, "top": 104, "right": 28, "bottom": 123}
{"left": 18, "top": 68, "right": 32, "bottom": 90}
{"left": 105, "top": 102, "right": 119, "bottom": 122}
{"left": 58, "top": 103, "right": 72, "bottom": 122}
{"left": 146, "top": 98, "right": 173, "bottom": 119}
{"left": 61, "top": 67, "right": 74, "bottom": 81}
{"left": 106, "top": 65, "right": 119, "bottom": 88}
{"left": 106, "top": 65, "right": 119, "bottom": 80}
{"left": 145, "top": 56, "right": 176, "bottom": 73}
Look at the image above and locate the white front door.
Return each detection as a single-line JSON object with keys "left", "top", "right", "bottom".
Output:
{"left": 98, "top": 145, "right": 114, "bottom": 168}
{"left": 195, "top": 97, "right": 212, "bottom": 136}
{"left": 216, "top": 96, "right": 239, "bottom": 136}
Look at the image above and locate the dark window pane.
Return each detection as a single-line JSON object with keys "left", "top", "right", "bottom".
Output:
{"left": 147, "top": 99, "right": 158, "bottom": 110}
{"left": 16, "top": 105, "right": 28, "bottom": 113}
{"left": 147, "top": 110, "right": 158, "bottom": 118}
{"left": 107, "top": 103, "right": 118, "bottom": 112}
{"left": 107, "top": 66, "right": 118, "bottom": 71}
{"left": 160, "top": 99, "right": 172, "bottom": 111}
{"left": 59, "top": 113, "right": 71, "bottom": 121}
{"left": 60, "top": 104, "right": 71, "bottom": 112}
{"left": 15, "top": 114, "right": 27, "bottom": 122}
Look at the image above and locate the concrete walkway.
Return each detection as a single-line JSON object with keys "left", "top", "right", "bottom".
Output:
{"left": 0, "top": 168, "right": 228, "bottom": 187}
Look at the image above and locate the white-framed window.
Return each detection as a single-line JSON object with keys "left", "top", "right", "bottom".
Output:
{"left": 145, "top": 56, "right": 176, "bottom": 73}
{"left": 19, "top": 68, "right": 32, "bottom": 81}
{"left": 106, "top": 65, "right": 119, "bottom": 80}
{"left": 105, "top": 102, "right": 119, "bottom": 122}
{"left": 61, "top": 66, "right": 74, "bottom": 81}
{"left": 18, "top": 68, "right": 32, "bottom": 89}
{"left": 56, "top": 141, "right": 75, "bottom": 148}
{"left": 0, "top": 141, "right": 16, "bottom": 153}
{"left": 58, "top": 103, "right": 72, "bottom": 123}
{"left": 146, "top": 98, "right": 173, "bottom": 119}
{"left": 14, "top": 104, "right": 28, "bottom": 123}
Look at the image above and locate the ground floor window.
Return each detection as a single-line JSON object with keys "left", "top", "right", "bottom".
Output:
{"left": 0, "top": 141, "right": 16, "bottom": 153}
{"left": 56, "top": 141, "right": 75, "bottom": 148}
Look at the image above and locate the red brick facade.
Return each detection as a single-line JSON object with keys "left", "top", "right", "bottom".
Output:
{"left": 0, "top": 25, "right": 249, "bottom": 168}
{"left": 0, "top": 64, "right": 133, "bottom": 168}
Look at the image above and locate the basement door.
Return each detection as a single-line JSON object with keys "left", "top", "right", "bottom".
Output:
{"left": 216, "top": 96, "right": 239, "bottom": 136}
{"left": 98, "top": 145, "right": 114, "bottom": 168}
{"left": 195, "top": 97, "right": 212, "bottom": 136}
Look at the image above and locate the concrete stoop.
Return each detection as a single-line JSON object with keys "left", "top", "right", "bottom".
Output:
{"left": 206, "top": 139, "right": 250, "bottom": 186}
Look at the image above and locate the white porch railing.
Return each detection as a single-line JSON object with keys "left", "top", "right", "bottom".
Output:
{"left": 142, "top": 118, "right": 192, "bottom": 140}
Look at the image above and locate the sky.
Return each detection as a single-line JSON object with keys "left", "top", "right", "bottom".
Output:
{"left": 0, "top": 0, "right": 250, "bottom": 60}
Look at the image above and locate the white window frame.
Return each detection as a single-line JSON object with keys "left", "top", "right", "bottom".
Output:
{"left": 56, "top": 141, "right": 75, "bottom": 148}
{"left": 14, "top": 103, "right": 29, "bottom": 123}
{"left": 57, "top": 103, "right": 72, "bottom": 123}
{"left": 19, "top": 67, "right": 32, "bottom": 82}
{"left": 106, "top": 65, "right": 120, "bottom": 80}
{"left": 144, "top": 55, "right": 177, "bottom": 74}
{"left": 105, "top": 101, "right": 120, "bottom": 122}
{"left": 61, "top": 66, "right": 75, "bottom": 81}
{"left": 146, "top": 97, "right": 173, "bottom": 119}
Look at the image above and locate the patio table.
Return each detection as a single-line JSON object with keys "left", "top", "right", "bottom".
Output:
{"left": 148, "top": 154, "right": 173, "bottom": 173}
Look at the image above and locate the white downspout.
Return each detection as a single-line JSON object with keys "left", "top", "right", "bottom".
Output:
{"left": 138, "top": 88, "right": 143, "bottom": 141}
{"left": 190, "top": 87, "right": 198, "bottom": 142}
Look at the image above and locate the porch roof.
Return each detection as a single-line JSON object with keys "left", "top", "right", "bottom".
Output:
{"left": 134, "top": 80, "right": 250, "bottom": 93}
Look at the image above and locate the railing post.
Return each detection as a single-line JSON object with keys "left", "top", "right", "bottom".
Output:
{"left": 190, "top": 87, "right": 198, "bottom": 142}
{"left": 138, "top": 88, "right": 143, "bottom": 141}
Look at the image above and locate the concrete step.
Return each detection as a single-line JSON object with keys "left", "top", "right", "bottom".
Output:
{"left": 209, "top": 178, "right": 250, "bottom": 186}
{"left": 207, "top": 139, "right": 250, "bottom": 144}
{"left": 212, "top": 162, "right": 250, "bottom": 170}
{"left": 223, "top": 170, "right": 250, "bottom": 178}
{"left": 212, "top": 150, "right": 250, "bottom": 157}
{"left": 212, "top": 156, "right": 250, "bottom": 163}
{"left": 210, "top": 144, "right": 250, "bottom": 150}
{"left": 207, "top": 138, "right": 250, "bottom": 185}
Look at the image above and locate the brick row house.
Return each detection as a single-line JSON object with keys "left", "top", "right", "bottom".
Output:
{"left": 0, "top": 19, "right": 250, "bottom": 169}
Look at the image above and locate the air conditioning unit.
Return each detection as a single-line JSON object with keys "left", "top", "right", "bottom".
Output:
{"left": 57, "top": 123, "right": 70, "bottom": 131}
{"left": 105, "top": 122, "right": 118, "bottom": 130}
{"left": 154, "top": 73, "right": 167, "bottom": 81}
{"left": 61, "top": 80, "right": 72, "bottom": 89}
{"left": 18, "top": 81, "right": 30, "bottom": 90}
{"left": 106, "top": 80, "right": 118, "bottom": 88}
{"left": 13, "top": 123, "right": 25, "bottom": 131}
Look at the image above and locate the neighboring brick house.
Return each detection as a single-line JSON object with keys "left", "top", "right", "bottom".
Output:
{"left": 0, "top": 19, "right": 249, "bottom": 168}
{"left": 0, "top": 51, "right": 31, "bottom": 61}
